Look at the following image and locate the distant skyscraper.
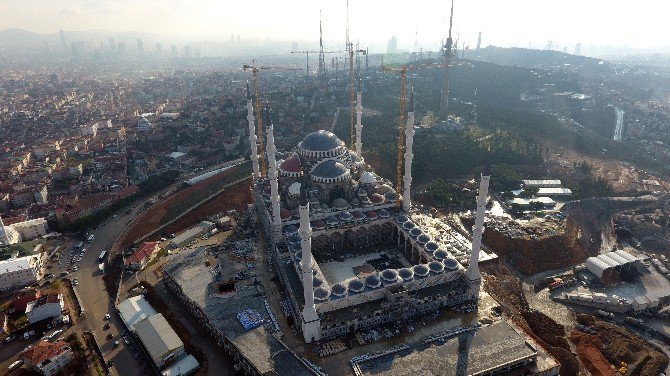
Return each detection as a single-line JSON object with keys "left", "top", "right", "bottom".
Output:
{"left": 136, "top": 39, "right": 145, "bottom": 57}
{"left": 574, "top": 42, "right": 582, "bottom": 56}
{"left": 59, "top": 30, "right": 67, "bottom": 53}
{"left": 387, "top": 36, "right": 398, "bottom": 54}
{"left": 477, "top": 32, "right": 482, "bottom": 50}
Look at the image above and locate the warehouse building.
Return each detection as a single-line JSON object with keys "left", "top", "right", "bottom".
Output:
{"left": 135, "top": 313, "right": 185, "bottom": 369}
{"left": 585, "top": 250, "right": 639, "bottom": 285}
{"left": 118, "top": 295, "right": 157, "bottom": 330}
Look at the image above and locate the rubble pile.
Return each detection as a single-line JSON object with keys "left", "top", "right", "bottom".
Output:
{"left": 569, "top": 331, "right": 617, "bottom": 376}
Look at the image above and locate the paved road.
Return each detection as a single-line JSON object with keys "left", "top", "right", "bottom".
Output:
{"left": 71, "top": 203, "right": 149, "bottom": 376}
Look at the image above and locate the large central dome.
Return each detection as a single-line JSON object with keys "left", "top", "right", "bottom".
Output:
{"left": 298, "top": 130, "right": 345, "bottom": 157}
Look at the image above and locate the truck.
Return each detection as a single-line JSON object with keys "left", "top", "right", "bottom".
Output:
{"left": 8, "top": 360, "right": 24, "bottom": 371}
{"left": 596, "top": 310, "right": 614, "bottom": 320}
{"left": 99, "top": 263, "right": 105, "bottom": 274}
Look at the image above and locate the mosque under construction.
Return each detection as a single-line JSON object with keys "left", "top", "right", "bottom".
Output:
{"left": 248, "top": 84, "right": 488, "bottom": 344}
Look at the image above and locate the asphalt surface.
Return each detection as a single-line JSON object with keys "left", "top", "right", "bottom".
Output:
{"left": 69, "top": 203, "right": 149, "bottom": 376}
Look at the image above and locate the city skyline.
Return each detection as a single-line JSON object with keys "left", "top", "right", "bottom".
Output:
{"left": 1, "top": 0, "right": 669, "bottom": 52}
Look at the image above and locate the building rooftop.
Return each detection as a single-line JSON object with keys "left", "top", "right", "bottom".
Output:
{"left": 118, "top": 295, "right": 157, "bottom": 330}
{"left": 21, "top": 340, "right": 70, "bottom": 367}
{"left": 161, "top": 354, "right": 199, "bottom": 376}
{"left": 298, "top": 130, "right": 344, "bottom": 152}
{"left": 126, "top": 242, "right": 158, "bottom": 265}
{"left": 134, "top": 313, "right": 183, "bottom": 364}
{"left": 0, "top": 254, "right": 37, "bottom": 274}
{"left": 355, "top": 321, "right": 538, "bottom": 376}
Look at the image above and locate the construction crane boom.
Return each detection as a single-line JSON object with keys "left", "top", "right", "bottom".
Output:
{"left": 243, "top": 62, "right": 302, "bottom": 176}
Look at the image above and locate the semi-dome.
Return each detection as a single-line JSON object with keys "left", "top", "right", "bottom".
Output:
{"left": 288, "top": 182, "right": 301, "bottom": 196}
{"left": 369, "top": 193, "right": 385, "bottom": 204}
{"left": 425, "top": 242, "right": 439, "bottom": 252}
{"left": 348, "top": 279, "right": 365, "bottom": 292}
{"left": 360, "top": 171, "right": 376, "bottom": 185}
{"left": 312, "top": 220, "right": 326, "bottom": 230}
{"left": 409, "top": 227, "right": 422, "bottom": 237}
{"left": 331, "top": 283, "right": 348, "bottom": 297}
{"left": 352, "top": 211, "right": 366, "bottom": 221}
{"left": 313, "top": 276, "right": 324, "bottom": 288}
{"left": 444, "top": 258, "right": 459, "bottom": 270}
{"left": 428, "top": 261, "right": 445, "bottom": 274}
{"left": 314, "top": 287, "right": 330, "bottom": 301}
{"left": 284, "top": 225, "right": 298, "bottom": 235}
{"left": 413, "top": 264, "right": 430, "bottom": 277}
{"left": 311, "top": 160, "right": 349, "bottom": 182}
{"left": 381, "top": 269, "right": 399, "bottom": 282}
{"left": 298, "top": 130, "right": 345, "bottom": 153}
{"left": 279, "top": 153, "right": 301, "bottom": 176}
{"left": 384, "top": 192, "right": 397, "bottom": 202}
{"left": 378, "top": 209, "right": 391, "bottom": 218}
{"left": 398, "top": 268, "right": 414, "bottom": 281}
{"left": 377, "top": 184, "right": 394, "bottom": 194}
{"left": 366, "top": 211, "right": 378, "bottom": 219}
{"left": 417, "top": 234, "right": 431, "bottom": 245}
{"left": 332, "top": 198, "right": 349, "bottom": 209}
{"left": 365, "top": 274, "right": 382, "bottom": 288}
{"left": 325, "top": 216, "right": 339, "bottom": 226}
{"left": 339, "top": 211, "right": 353, "bottom": 221}
{"left": 434, "top": 249, "right": 449, "bottom": 260}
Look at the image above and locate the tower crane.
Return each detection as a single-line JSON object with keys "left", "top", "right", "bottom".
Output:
{"left": 243, "top": 61, "right": 302, "bottom": 176}
{"left": 381, "top": 62, "right": 446, "bottom": 197}
{"left": 291, "top": 50, "right": 343, "bottom": 77}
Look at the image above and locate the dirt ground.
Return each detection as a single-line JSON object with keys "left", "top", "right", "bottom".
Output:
{"left": 120, "top": 167, "right": 245, "bottom": 248}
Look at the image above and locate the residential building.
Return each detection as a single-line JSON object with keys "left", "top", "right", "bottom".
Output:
{"left": 125, "top": 242, "right": 159, "bottom": 270}
{"left": 8, "top": 217, "right": 48, "bottom": 242}
{"left": 26, "top": 293, "right": 64, "bottom": 324}
{"left": 0, "top": 254, "right": 44, "bottom": 291}
{"left": 21, "top": 340, "right": 73, "bottom": 376}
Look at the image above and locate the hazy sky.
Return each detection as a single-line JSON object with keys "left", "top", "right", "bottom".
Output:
{"left": 1, "top": 0, "right": 668, "bottom": 51}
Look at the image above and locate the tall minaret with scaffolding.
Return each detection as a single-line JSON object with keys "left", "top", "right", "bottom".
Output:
{"left": 298, "top": 185, "right": 321, "bottom": 343}
{"left": 466, "top": 162, "right": 490, "bottom": 299}
{"left": 318, "top": 11, "right": 326, "bottom": 80}
{"left": 246, "top": 82, "right": 260, "bottom": 179}
{"left": 355, "top": 79, "right": 363, "bottom": 156}
{"left": 402, "top": 89, "right": 415, "bottom": 213}
{"left": 440, "top": 0, "right": 455, "bottom": 119}
{"left": 265, "top": 107, "right": 282, "bottom": 236}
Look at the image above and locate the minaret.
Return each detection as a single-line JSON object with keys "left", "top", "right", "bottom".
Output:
{"left": 440, "top": 0, "right": 455, "bottom": 118}
{"left": 265, "top": 107, "right": 282, "bottom": 235}
{"left": 355, "top": 79, "right": 363, "bottom": 156}
{"left": 466, "top": 163, "right": 490, "bottom": 291}
{"left": 298, "top": 186, "right": 321, "bottom": 343}
{"left": 0, "top": 216, "right": 9, "bottom": 246}
{"left": 246, "top": 81, "right": 260, "bottom": 179}
{"left": 402, "top": 89, "right": 415, "bottom": 213}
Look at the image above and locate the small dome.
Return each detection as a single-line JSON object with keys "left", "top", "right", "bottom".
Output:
{"left": 369, "top": 193, "right": 385, "bottom": 204}
{"left": 279, "top": 154, "right": 301, "bottom": 174}
{"left": 284, "top": 225, "right": 298, "bottom": 235}
{"left": 325, "top": 216, "right": 339, "bottom": 225}
{"left": 311, "top": 160, "right": 349, "bottom": 180}
{"left": 288, "top": 182, "right": 301, "bottom": 196}
{"left": 378, "top": 209, "right": 390, "bottom": 218}
{"left": 409, "top": 228, "right": 422, "bottom": 238}
{"left": 349, "top": 151, "right": 363, "bottom": 164}
{"left": 358, "top": 188, "right": 368, "bottom": 197}
{"left": 348, "top": 279, "right": 365, "bottom": 292}
{"left": 425, "top": 242, "right": 439, "bottom": 252}
{"left": 331, "top": 283, "right": 348, "bottom": 297}
{"left": 288, "top": 233, "right": 301, "bottom": 243}
{"left": 444, "top": 258, "right": 459, "bottom": 270}
{"left": 377, "top": 184, "right": 394, "bottom": 194}
{"left": 413, "top": 264, "right": 430, "bottom": 277}
{"left": 398, "top": 268, "right": 414, "bottom": 281}
{"left": 312, "top": 220, "right": 326, "bottom": 230}
{"left": 428, "top": 261, "right": 445, "bottom": 274}
{"left": 339, "top": 211, "right": 353, "bottom": 221}
{"left": 314, "top": 287, "right": 330, "bottom": 301}
{"left": 280, "top": 208, "right": 293, "bottom": 220}
{"left": 381, "top": 269, "right": 399, "bottom": 282}
{"left": 365, "top": 274, "right": 381, "bottom": 288}
{"left": 313, "top": 277, "right": 323, "bottom": 288}
{"left": 298, "top": 130, "right": 345, "bottom": 153}
{"left": 403, "top": 221, "right": 416, "bottom": 231}
{"left": 332, "top": 198, "right": 349, "bottom": 209}
{"left": 384, "top": 192, "right": 397, "bottom": 202}
{"left": 417, "top": 234, "right": 431, "bottom": 245}
{"left": 434, "top": 249, "right": 449, "bottom": 260}
{"left": 352, "top": 211, "right": 366, "bottom": 221}
{"left": 366, "top": 211, "right": 378, "bottom": 219}
{"left": 395, "top": 214, "right": 408, "bottom": 224}
{"left": 360, "top": 171, "right": 376, "bottom": 185}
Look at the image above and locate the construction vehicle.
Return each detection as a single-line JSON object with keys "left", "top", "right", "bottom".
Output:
{"left": 243, "top": 61, "right": 302, "bottom": 176}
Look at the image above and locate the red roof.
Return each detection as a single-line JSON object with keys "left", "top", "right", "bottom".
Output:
{"left": 280, "top": 208, "right": 293, "bottom": 220}
{"left": 369, "top": 193, "right": 385, "bottom": 204}
{"left": 116, "top": 185, "right": 139, "bottom": 199}
{"left": 279, "top": 154, "right": 301, "bottom": 173}
{"left": 125, "top": 242, "right": 158, "bottom": 265}
{"left": 22, "top": 340, "right": 70, "bottom": 366}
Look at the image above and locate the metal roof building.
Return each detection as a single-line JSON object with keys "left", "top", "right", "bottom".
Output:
{"left": 161, "top": 354, "right": 199, "bottom": 376}
{"left": 118, "top": 295, "right": 157, "bottom": 330}
{"left": 585, "top": 250, "right": 639, "bottom": 284}
{"left": 135, "top": 313, "right": 185, "bottom": 369}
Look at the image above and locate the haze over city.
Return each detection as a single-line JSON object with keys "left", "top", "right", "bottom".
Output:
{"left": 1, "top": 0, "right": 670, "bottom": 53}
